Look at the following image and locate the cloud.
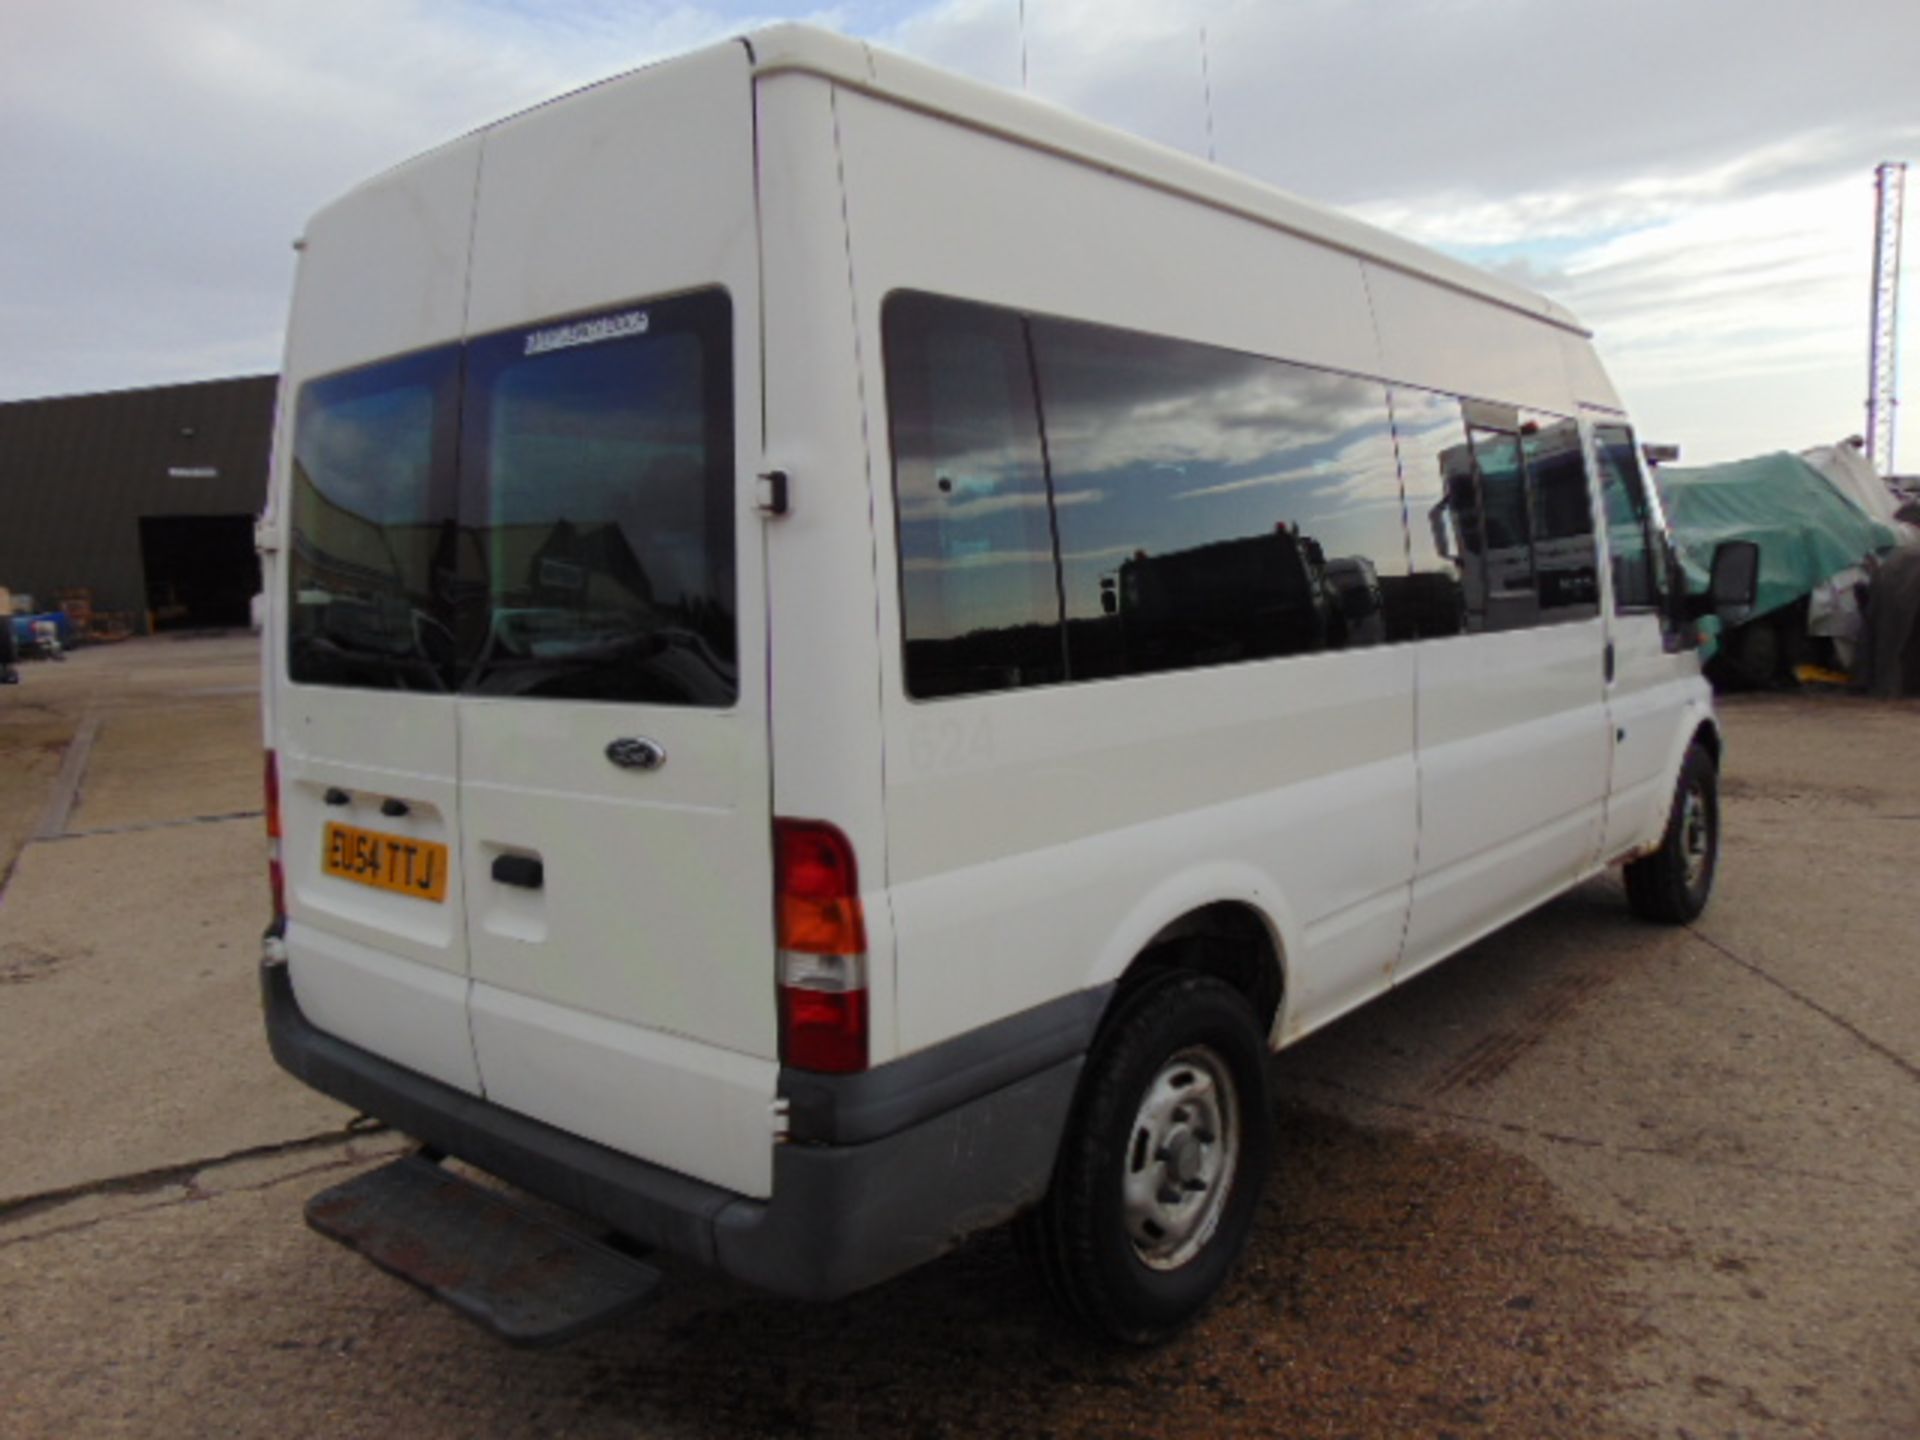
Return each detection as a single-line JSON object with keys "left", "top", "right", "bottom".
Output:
{"left": 4, "top": 0, "right": 1918, "bottom": 466}
{"left": 900, "top": 485, "right": 1104, "bottom": 522}
{"left": 885, "top": 0, "right": 1920, "bottom": 463}
{"left": 0, "top": 0, "right": 816, "bottom": 399}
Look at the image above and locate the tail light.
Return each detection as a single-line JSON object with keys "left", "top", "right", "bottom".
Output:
{"left": 265, "top": 750, "right": 286, "bottom": 922}
{"left": 774, "top": 818, "right": 868, "bottom": 1074}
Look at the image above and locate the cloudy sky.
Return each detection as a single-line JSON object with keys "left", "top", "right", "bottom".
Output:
{"left": 4, "top": 0, "right": 1917, "bottom": 465}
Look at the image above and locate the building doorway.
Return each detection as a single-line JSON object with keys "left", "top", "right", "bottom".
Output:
{"left": 138, "top": 515, "right": 259, "bottom": 630}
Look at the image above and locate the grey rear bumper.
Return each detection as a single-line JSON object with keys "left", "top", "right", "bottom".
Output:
{"left": 261, "top": 959, "right": 1101, "bottom": 1300}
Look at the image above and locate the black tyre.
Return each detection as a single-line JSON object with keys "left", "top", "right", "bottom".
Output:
{"left": 1021, "top": 971, "right": 1272, "bottom": 1344}
{"left": 1624, "top": 741, "right": 1718, "bottom": 924}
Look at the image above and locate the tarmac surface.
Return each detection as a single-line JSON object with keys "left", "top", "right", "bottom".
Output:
{"left": 1, "top": 634, "right": 1915, "bottom": 1438}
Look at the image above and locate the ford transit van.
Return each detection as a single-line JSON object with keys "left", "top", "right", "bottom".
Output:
{"left": 260, "top": 24, "right": 1750, "bottom": 1344}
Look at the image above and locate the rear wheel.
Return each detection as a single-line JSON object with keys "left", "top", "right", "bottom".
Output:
{"left": 1021, "top": 972, "right": 1271, "bottom": 1344}
{"left": 1625, "top": 741, "right": 1718, "bottom": 924}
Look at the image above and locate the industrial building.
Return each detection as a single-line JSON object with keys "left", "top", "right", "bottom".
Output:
{"left": 0, "top": 374, "right": 277, "bottom": 633}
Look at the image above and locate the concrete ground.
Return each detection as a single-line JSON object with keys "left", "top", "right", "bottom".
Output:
{"left": 0, "top": 636, "right": 1914, "bottom": 1438}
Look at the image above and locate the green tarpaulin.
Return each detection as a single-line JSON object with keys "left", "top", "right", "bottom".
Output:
{"left": 1655, "top": 452, "right": 1901, "bottom": 621}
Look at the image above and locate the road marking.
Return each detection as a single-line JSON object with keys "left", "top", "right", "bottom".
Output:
{"left": 32, "top": 710, "right": 100, "bottom": 841}
{"left": 42, "top": 810, "right": 263, "bottom": 841}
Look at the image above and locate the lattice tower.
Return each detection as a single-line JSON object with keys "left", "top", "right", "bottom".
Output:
{"left": 1868, "top": 162, "right": 1906, "bottom": 475}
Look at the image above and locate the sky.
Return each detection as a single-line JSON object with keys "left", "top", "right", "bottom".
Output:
{"left": 3, "top": 0, "right": 1917, "bottom": 467}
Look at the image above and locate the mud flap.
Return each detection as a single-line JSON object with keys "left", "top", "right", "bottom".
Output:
{"left": 305, "top": 1151, "right": 662, "bottom": 1346}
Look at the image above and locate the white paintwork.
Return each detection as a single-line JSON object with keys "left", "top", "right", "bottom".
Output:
{"left": 264, "top": 23, "right": 1716, "bottom": 1209}
{"left": 450, "top": 42, "right": 780, "bottom": 1198}
{"left": 753, "top": 73, "right": 901, "bottom": 1057}
{"left": 1398, "top": 621, "right": 1611, "bottom": 968}
{"left": 287, "top": 922, "right": 482, "bottom": 1093}
{"left": 468, "top": 981, "right": 779, "bottom": 1200}
{"left": 271, "top": 137, "right": 484, "bottom": 1095}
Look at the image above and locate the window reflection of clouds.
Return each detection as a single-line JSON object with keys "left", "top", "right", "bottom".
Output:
{"left": 884, "top": 292, "right": 1564, "bottom": 693}
{"left": 1035, "top": 322, "right": 1406, "bottom": 624}
{"left": 298, "top": 386, "right": 434, "bottom": 526}
{"left": 884, "top": 295, "right": 1061, "bottom": 669}
{"left": 1041, "top": 356, "right": 1382, "bottom": 478}
{"left": 1387, "top": 388, "right": 1469, "bottom": 576}
{"left": 898, "top": 486, "right": 1102, "bottom": 524}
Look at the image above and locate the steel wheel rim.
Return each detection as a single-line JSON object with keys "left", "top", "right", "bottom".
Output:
{"left": 1122, "top": 1045, "right": 1240, "bottom": 1271}
{"left": 1681, "top": 783, "right": 1712, "bottom": 891}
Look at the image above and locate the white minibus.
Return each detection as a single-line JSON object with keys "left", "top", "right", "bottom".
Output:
{"left": 259, "top": 24, "right": 1757, "bottom": 1344}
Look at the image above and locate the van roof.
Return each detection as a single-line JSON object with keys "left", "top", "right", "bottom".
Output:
{"left": 741, "top": 24, "right": 1587, "bottom": 336}
{"left": 323, "top": 23, "right": 1587, "bottom": 337}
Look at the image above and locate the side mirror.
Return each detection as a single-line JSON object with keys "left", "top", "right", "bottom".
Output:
{"left": 1099, "top": 577, "right": 1118, "bottom": 616}
{"left": 1688, "top": 539, "right": 1759, "bottom": 627}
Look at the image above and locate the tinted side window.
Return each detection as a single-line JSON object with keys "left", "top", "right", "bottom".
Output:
{"left": 1386, "top": 388, "right": 1473, "bottom": 638}
{"left": 1032, "top": 317, "right": 1406, "bottom": 680}
{"left": 884, "top": 293, "right": 1063, "bottom": 698}
{"left": 1523, "top": 416, "right": 1600, "bottom": 620}
{"left": 460, "top": 290, "right": 737, "bottom": 705}
{"left": 1592, "top": 422, "right": 1663, "bottom": 611}
{"left": 1465, "top": 427, "right": 1540, "bottom": 631}
{"left": 288, "top": 346, "right": 460, "bottom": 691}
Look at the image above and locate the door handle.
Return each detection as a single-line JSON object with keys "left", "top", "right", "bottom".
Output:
{"left": 491, "top": 854, "right": 544, "bottom": 890}
{"left": 1603, "top": 640, "right": 1616, "bottom": 684}
{"left": 324, "top": 788, "right": 350, "bottom": 807}
{"left": 380, "top": 798, "right": 410, "bottom": 818}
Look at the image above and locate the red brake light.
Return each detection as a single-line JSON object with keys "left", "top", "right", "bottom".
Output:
{"left": 778, "top": 985, "right": 869, "bottom": 1076}
{"left": 264, "top": 751, "right": 282, "bottom": 838}
{"left": 265, "top": 750, "right": 286, "bottom": 921}
{"left": 774, "top": 819, "right": 868, "bottom": 1074}
{"left": 776, "top": 819, "right": 866, "bottom": 955}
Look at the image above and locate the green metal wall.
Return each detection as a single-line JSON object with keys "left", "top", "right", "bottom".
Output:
{"left": 0, "top": 374, "right": 278, "bottom": 630}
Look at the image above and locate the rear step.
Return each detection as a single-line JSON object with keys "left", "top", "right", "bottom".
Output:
{"left": 305, "top": 1151, "right": 662, "bottom": 1346}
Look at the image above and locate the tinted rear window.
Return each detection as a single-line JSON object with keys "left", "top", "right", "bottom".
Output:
{"left": 285, "top": 289, "right": 736, "bottom": 705}
{"left": 287, "top": 346, "right": 460, "bottom": 691}
{"left": 461, "top": 291, "right": 737, "bottom": 704}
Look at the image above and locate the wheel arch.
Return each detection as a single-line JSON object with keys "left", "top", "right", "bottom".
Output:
{"left": 1082, "top": 866, "right": 1295, "bottom": 1051}
{"left": 1629, "top": 697, "right": 1722, "bottom": 859}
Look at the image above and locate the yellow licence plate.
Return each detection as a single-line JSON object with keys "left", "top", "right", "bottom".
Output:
{"left": 323, "top": 822, "right": 449, "bottom": 903}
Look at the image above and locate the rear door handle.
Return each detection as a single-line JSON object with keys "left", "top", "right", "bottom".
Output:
{"left": 491, "top": 854, "right": 544, "bottom": 890}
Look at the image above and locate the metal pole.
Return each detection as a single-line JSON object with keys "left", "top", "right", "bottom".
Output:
{"left": 1199, "top": 26, "right": 1217, "bottom": 164}
{"left": 1867, "top": 161, "right": 1906, "bottom": 476}
{"left": 1019, "top": 0, "right": 1029, "bottom": 90}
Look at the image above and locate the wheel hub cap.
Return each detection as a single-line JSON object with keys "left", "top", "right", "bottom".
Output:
{"left": 1681, "top": 784, "right": 1711, "bottom": 890}
{"left": 1123, "top": 1045, "right": 1241, "bottom": 1271}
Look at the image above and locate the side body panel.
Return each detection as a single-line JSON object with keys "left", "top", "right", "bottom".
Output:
{"left": 273, "top": 142, "right": 483, "bottom": 1094}
{"left": 834, "top": 89, "right": 1420, "bottom": 1054}
{"left": 1367, "top": 266, "right": 1612, "bottom": 978}
{"left": 754, "top": 74, "right": 901, "bottom": 1059}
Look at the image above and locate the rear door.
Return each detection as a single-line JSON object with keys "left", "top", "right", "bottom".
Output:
{"left": 275, "top": 143, "right": 482, "bottom": 1096}
{"left": 453, "top": 46, "right": 778, "bottom": 1199}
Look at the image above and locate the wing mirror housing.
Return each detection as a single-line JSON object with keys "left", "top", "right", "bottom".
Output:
{"left": 1686, "top": 539, "right": 1760, "bottom": 627}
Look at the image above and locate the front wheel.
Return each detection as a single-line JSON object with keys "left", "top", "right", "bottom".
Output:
{"left": 1624, "top": 741, "right": 1719, "bottom": 924}
{"left": 1021, "top": 972, "right": 1271, "bottom": 1345}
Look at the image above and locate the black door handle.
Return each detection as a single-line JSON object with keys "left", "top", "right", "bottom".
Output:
{"left": 491, "top": 854, "right": 544, "bottom": 890}
{"left": 380, "top": 798, "right": 410, "bottom": 818}
{"left": 324, "top": 788, "right": 350, "bottom": 807}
